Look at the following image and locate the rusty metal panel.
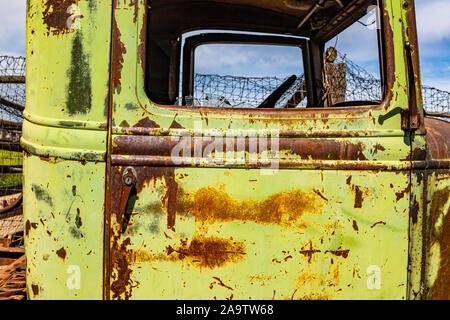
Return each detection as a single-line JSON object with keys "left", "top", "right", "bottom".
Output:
{"left": 109, "top": 167, "right": 410, "bottom": 299}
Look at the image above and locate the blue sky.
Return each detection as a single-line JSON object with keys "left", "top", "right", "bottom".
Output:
{"left": 1, "top": 0, "right": 449, "bottom": 91}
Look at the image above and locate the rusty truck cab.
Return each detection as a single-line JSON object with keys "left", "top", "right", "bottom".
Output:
{"left": 22, "top": 0, "right": 450, "bottom": 299}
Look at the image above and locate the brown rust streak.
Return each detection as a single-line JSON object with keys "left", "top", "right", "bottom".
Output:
{"left": 31, "top": 284, "right": 39, "bottom": 296}
{"left": 325, "top": 249, "right": 350, "bottom": 259}
{"left": 168, "top": 236, "right": 246, "bottom": 269}
{"left": 110, "top": 236, "right": 135, "bottom": 300}
{"left": 138, "top": 0, "right": 147, "bottom": 68}
{"left": 353, "top": 186, "right": 363, "bottom": 208}
{"left": 370, "top": 221, "right": 386, "bottom": 228}
{"left": 112, "top": 13, "right": 126, "bottom": 89}
{"left": 212, "top": 277, "right": 234, "bottom": 291}
{"left": 299, "top": 241, "right": 321, "bottom": 263}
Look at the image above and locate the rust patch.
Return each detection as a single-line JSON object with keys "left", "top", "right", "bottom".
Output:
{"left": 299, "top": 241, "right": 321, "bottom": 263}
{"left": 186, "top": 187, "right": 325, "bottom": 226}
{"left": 56, "top": 247, "right": 66, "bottom": 260}
{"left": 425, "top": 118, "right": 450, "bottom": 163}
{"left": 75, "top": 208, "right": 82, "bottom": 228}
{"left": 111, "top": 237, "right": 135, "bottom": 300}
{"left": 25, "top": 220, "right": 31, "bottom": 236}
{"left": 373, "top": 144, "right": 386, "bottom": 153}
{"left": 112, "top": 16, "right": 126, "bottom": 89}
{"left": 353, "top": 186, "right": 363, "bottom": 208}
{"left": 325, "top": 249, "right": 350, "bottom": 259}
{"left": 169, "top": 118, "right": 184, "bottom": 129}
{"left": 281, "top": 139, "right": 368, "bottom": 161}
{"left": 168, "top": 236, "right": 246, "bottom": 269}
{"left": 137, "top": 1, "right": 147, "bottom": 67}
{"left": 410, "top": 195, "right": 419, "bottom": 224}
{"left": 395, "top": 185, "right": 411, "bottom": 201}
{"left": 133, "top": 117, "right": 160, "bottom": 129}
{"left": 31, "top": 284, "right": 39, "bottom": 296}
{"left": 352, "top": 220, "right": 359, "bottom": 232}
{"left": 129, "top": 0, "right": 138, "bottom": 23}
{"left": 42, "top": 0, "right": 78, "bottom": 36}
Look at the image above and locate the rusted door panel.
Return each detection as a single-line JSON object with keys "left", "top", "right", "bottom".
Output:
{"left": 109, "top": 167, "right": 409, "bottom": 300}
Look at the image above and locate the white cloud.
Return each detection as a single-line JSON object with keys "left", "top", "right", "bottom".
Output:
{"left": 0, "top": 1, "right": 26, "bottom": 56}
{"left": 415, "top": 0, "right": 450, "bottom": 43}
{"left": 195, "top": 44, "right": 303, "bottom": 77}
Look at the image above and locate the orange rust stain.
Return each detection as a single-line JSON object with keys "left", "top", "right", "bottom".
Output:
{"left": 169, "top": 236, "right": 246, "bottom": 269}
{"left": 185, "top": 187, "right": 325, "bottom": 226}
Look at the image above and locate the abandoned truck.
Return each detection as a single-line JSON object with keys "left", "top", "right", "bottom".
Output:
{"left": 22, "top": 0, "right": 449, "bottom": 299}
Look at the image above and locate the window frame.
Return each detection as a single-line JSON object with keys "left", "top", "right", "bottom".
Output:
{"left": 181, "top": 33, "right": 312, "bottom": 108}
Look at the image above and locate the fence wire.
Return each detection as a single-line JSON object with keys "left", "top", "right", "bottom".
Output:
{"left": 192, "top": 53, "right": 450, "bottom": 115}
{"left": 0, "top": 56, "right": 24, "bottom": 243}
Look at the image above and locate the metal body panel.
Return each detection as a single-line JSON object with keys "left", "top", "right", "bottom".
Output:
{"left": 104, "top": 0, "right": 418, "bottom": 300}
{"left": 109, "top": 167, "right": 409, "bottom": 300}
{"left": 23, "top": 154, "right": 105, "bottom": 299}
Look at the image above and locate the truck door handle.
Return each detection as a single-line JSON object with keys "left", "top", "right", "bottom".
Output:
{"left": 405, "top": 41, "right": 420, "bottom": 130}
{"left": 117, "top": 167, "right": 137, "bottom": 233}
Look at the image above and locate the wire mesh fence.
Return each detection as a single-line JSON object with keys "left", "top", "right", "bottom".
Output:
{"left": 191, "top": 53, "right": 450, "bottom": 115}
{"left": 193, "top": 74, "right": 308, "bottom": 108}
{"left": 0, "top": 56, "right": 25, "bottom": 242}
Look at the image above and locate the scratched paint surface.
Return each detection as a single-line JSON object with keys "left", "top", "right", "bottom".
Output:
{"left": 23, "top": 154, "right": 105, "bottom": 299}
{"left": 109, "top": 168, "right": 409, "bottom": 300}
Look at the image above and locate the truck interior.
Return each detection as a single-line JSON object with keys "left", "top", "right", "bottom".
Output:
{"left": 145, "top": 0, "right": 384, "bottom": 109}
